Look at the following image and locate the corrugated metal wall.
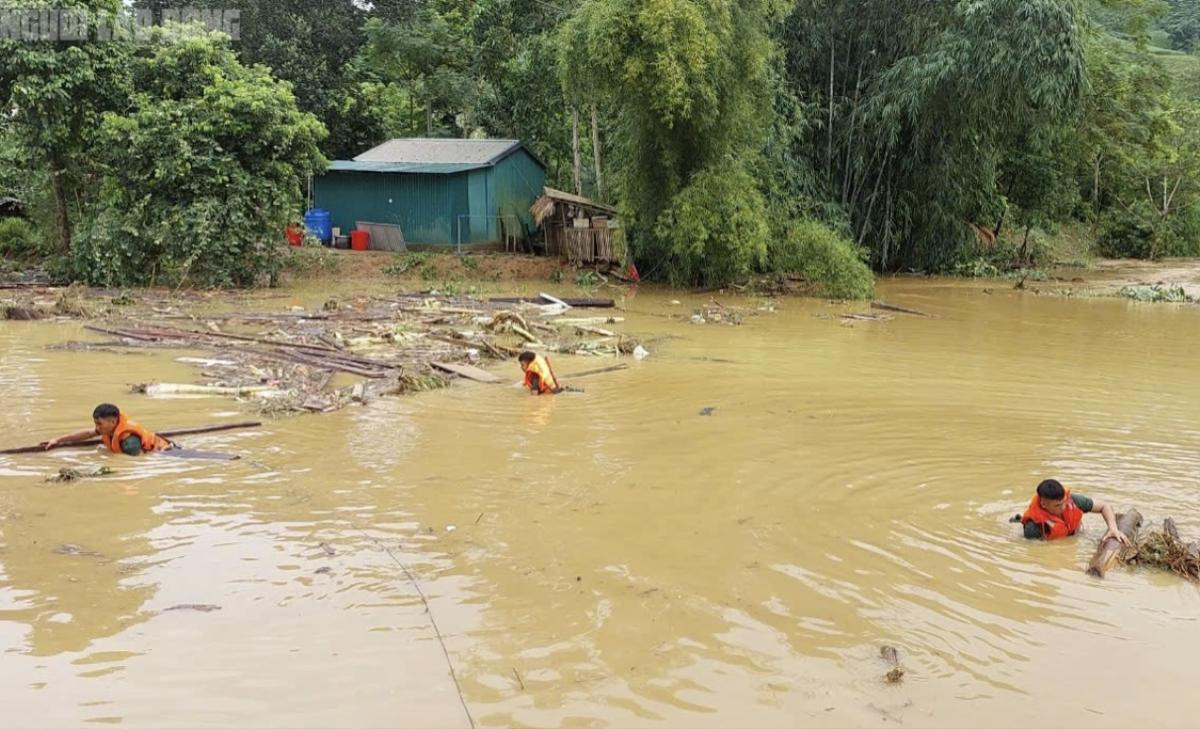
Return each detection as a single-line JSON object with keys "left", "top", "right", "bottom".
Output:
{"left": 314, "top": 170, "right": 470, "bottom": 246}
{"left": 313, "top": 149, "right": 546, "bottom": 247}
{"left": 492, "top": 151, "right": 546, "bottom": 241}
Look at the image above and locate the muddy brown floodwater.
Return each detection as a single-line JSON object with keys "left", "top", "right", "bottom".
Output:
{"left": 2, "top": 278, "right": 1200, "bottom": 728}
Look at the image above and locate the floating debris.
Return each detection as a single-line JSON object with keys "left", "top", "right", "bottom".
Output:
{"left": 60, "top": 292, "right": 647, "bottom": 417}
{"left": 880, "top": 645, "right": 905, "bottom": 684}
{"left": 45, "top": 466, "right": 114, "bottom": 483}
{"left": 53, "top": 544, "right": 103, "bottom": 558}
{"left": 163, "top": 604, "right": 222, "bottom": 613}
{"left": 1125, "top": 518, "right": 1200, "bottom": 581}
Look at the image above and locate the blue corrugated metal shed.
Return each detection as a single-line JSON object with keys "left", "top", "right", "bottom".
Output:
{"left": 314, "top": 139, "right": 546, "bottom": 248}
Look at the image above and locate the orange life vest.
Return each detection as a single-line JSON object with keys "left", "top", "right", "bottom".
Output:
{"left": 1021, "top": 488, "right": 1084, "bottom": 540}
{"left": 101, "top": 414, "right": 171, "bottom": 455}
{"left": 522, "top": 353, "right": 560, "bottom": 394}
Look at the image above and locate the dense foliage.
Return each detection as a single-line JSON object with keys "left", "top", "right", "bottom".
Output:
{"left": 72, "top": 32, "right": 326, "bottom": 287}
{"left": 1, "top": 0, "right": 1200, "bottom": 290}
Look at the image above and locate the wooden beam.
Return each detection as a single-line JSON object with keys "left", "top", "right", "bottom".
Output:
{"left": 1086, "top": 509, "right": 1142, "bottom": 578}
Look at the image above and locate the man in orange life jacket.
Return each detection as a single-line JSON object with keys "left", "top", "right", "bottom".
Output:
{"left": 40, "top": 403, "right": 173, "bottom": 456}
{"left": 518, "top": 351, "right": 561, "bottom": 395}
{"left": 1020, "top": 478, "right": 1130, "bottom": 545}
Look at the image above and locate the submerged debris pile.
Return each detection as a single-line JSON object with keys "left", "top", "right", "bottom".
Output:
{"left": 61, "top": 292, "right": 633, "bottom": 416}
{"left": 1125, "top": 518, "right": 1200, "bottom": 581}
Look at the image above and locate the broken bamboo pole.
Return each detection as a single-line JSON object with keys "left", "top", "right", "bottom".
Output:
{"left": 488, "top": 296, "right": 615, "bottom": 308}
{"left": 1086, "top": 509, "right": 1142, "bottom": 578}
{"left": 563, "top": 363, "right": 630, "bottom": 379}
{"left": 870, "top": 301, "right": 932, "bottom": 317}
{"left": 83, "top": 324, "right": 162, "bottom": 342}
{"left": 1, "top": 421, "right": 263, "bottom": 455}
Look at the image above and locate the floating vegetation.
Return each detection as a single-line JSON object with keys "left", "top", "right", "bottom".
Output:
{"left": 1117, "top": 285, "right": 1194, "bottom": 303}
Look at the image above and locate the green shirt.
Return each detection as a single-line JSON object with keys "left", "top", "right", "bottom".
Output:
{"left": 1022, "top": 493, "right": 1093, "bottom": 540}
{"left": 119, "top": 434, "right": 143, "bottom": 456}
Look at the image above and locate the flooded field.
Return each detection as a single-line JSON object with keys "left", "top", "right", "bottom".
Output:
{"left": 2, "top": 278, "right": 1199, "bottom": 728}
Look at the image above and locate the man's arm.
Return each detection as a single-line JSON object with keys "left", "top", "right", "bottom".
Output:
{"left": 1090, "top": 499, "right": 1132, "bottom": 546}
{"left": 528, "top": 372, "right": 541, "bottom": 395}
{"left": 41, "top": 428, "right": 99, "bottom": 449}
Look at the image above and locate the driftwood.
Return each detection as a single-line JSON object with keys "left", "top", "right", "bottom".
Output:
{"left": 563, "top": 363, "right": 630, "bottom": 379}
{"left": 870, "top": 301, "right": 932, "bottom": 317}
{"left": 1086, "top": 509, "right": 1142, "bottom": 578}
{"left": 1125, "top": 518, "right": 1200, "bottom": 581}
{"left": 488, "top": 296, "right": 615, "bottom": 308}
{"left": 0, "top": 421, "right": 263, "bottom": 455}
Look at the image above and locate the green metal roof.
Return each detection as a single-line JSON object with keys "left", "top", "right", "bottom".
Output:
{"left": 327, "top": 160, "right": 488, "bottom": 175}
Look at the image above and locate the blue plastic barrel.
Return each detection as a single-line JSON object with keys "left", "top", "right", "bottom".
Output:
{"left": 303, "top": 208, "right": 332, "bottom": 244}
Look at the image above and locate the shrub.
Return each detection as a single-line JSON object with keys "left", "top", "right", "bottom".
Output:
{"left": 384, "top": 251, "right": 432, "bottom": 276}
{"left": 1097, "top": 208, "right": 1155, "bottom": 259}
{"left": 281, "top": 238, "right": 342, "bottom": 277}
{"left": 0, "top": 218, "right": 42, "bottom": 259}
{"left": 767, "top": 219, "right": 875, "bottom": 299}
{"left": 66, "top": 32, "right": 326, "bottom": 287}
{"left": 653, "top": 165, "right": 770, "bottom": 288}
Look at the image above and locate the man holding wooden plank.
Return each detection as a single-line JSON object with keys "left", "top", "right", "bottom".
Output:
{"left": 40, "top": 403, "right": 173, "bottom": 456}
{"left": 1020, "top": 478, "right": 1131, "bottom": 546}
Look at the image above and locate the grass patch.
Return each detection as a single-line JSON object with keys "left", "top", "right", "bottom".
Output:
{"left": 281, "top": 240, "right": 342, "bottom": 277}
{"left": 383, "top": 251, "right": 433, "bottom": 277}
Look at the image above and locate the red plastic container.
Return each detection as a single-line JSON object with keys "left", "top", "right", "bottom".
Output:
{"left": 350, "top": 230, "right": 369, "bottom": 251}
{"left": 285, "top": 224, "right": 303, "bottom": 247}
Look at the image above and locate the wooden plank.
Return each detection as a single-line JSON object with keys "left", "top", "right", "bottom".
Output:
{"left": 430, "top": 361, "right": 503, "bottom": 383}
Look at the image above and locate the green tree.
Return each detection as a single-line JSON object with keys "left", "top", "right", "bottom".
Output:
{"left": 0, "top": 0, "right": 134, "bottom": 251}
{"left": 71, "top": 30, "right": 327, "bottom": 286}
{"left": 559, "top": 0, "right": 775, "bottom": 284}
{"left": 364, "top": 3, "right": 483, "bottom": 137}
{"left": 1161, "top": 0, "right": 1200, "bottom": 50}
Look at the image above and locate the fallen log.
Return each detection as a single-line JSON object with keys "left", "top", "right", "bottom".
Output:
{"left": 563, "top": 363, "right": 630, "bottom": 379}
{"left": 870, "top": 301, "right": 932, "bottom": 317}
{"left": 1, "top": 421, "right": 263, "bottom": 455}
{"left": 1086, "top": 509, "right": 1142, "bottom": 578}
{"left": 488, "top": 296, "right": 615, "bottom": 308}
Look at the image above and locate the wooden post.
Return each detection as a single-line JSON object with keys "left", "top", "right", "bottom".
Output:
{"left": 1086, "top": 509, "right": 1142, "bottom": 578}
{"left": 591, "top": 104, "right": 603, "bottom": 199}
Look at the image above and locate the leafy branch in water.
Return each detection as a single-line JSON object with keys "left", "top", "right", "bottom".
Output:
{"left": 1117, "top": 284, "right": 1195, "bottom": 302}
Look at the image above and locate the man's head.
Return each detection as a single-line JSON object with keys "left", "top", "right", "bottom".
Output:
{"left": 1036, "top": 478, "right": 1067, "bottom": 515}
{"left": 92, "top": 403, "right": 121, "bottom": 435}
{"left": 518, "top": 351, "right": 535, "bottom": 369}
